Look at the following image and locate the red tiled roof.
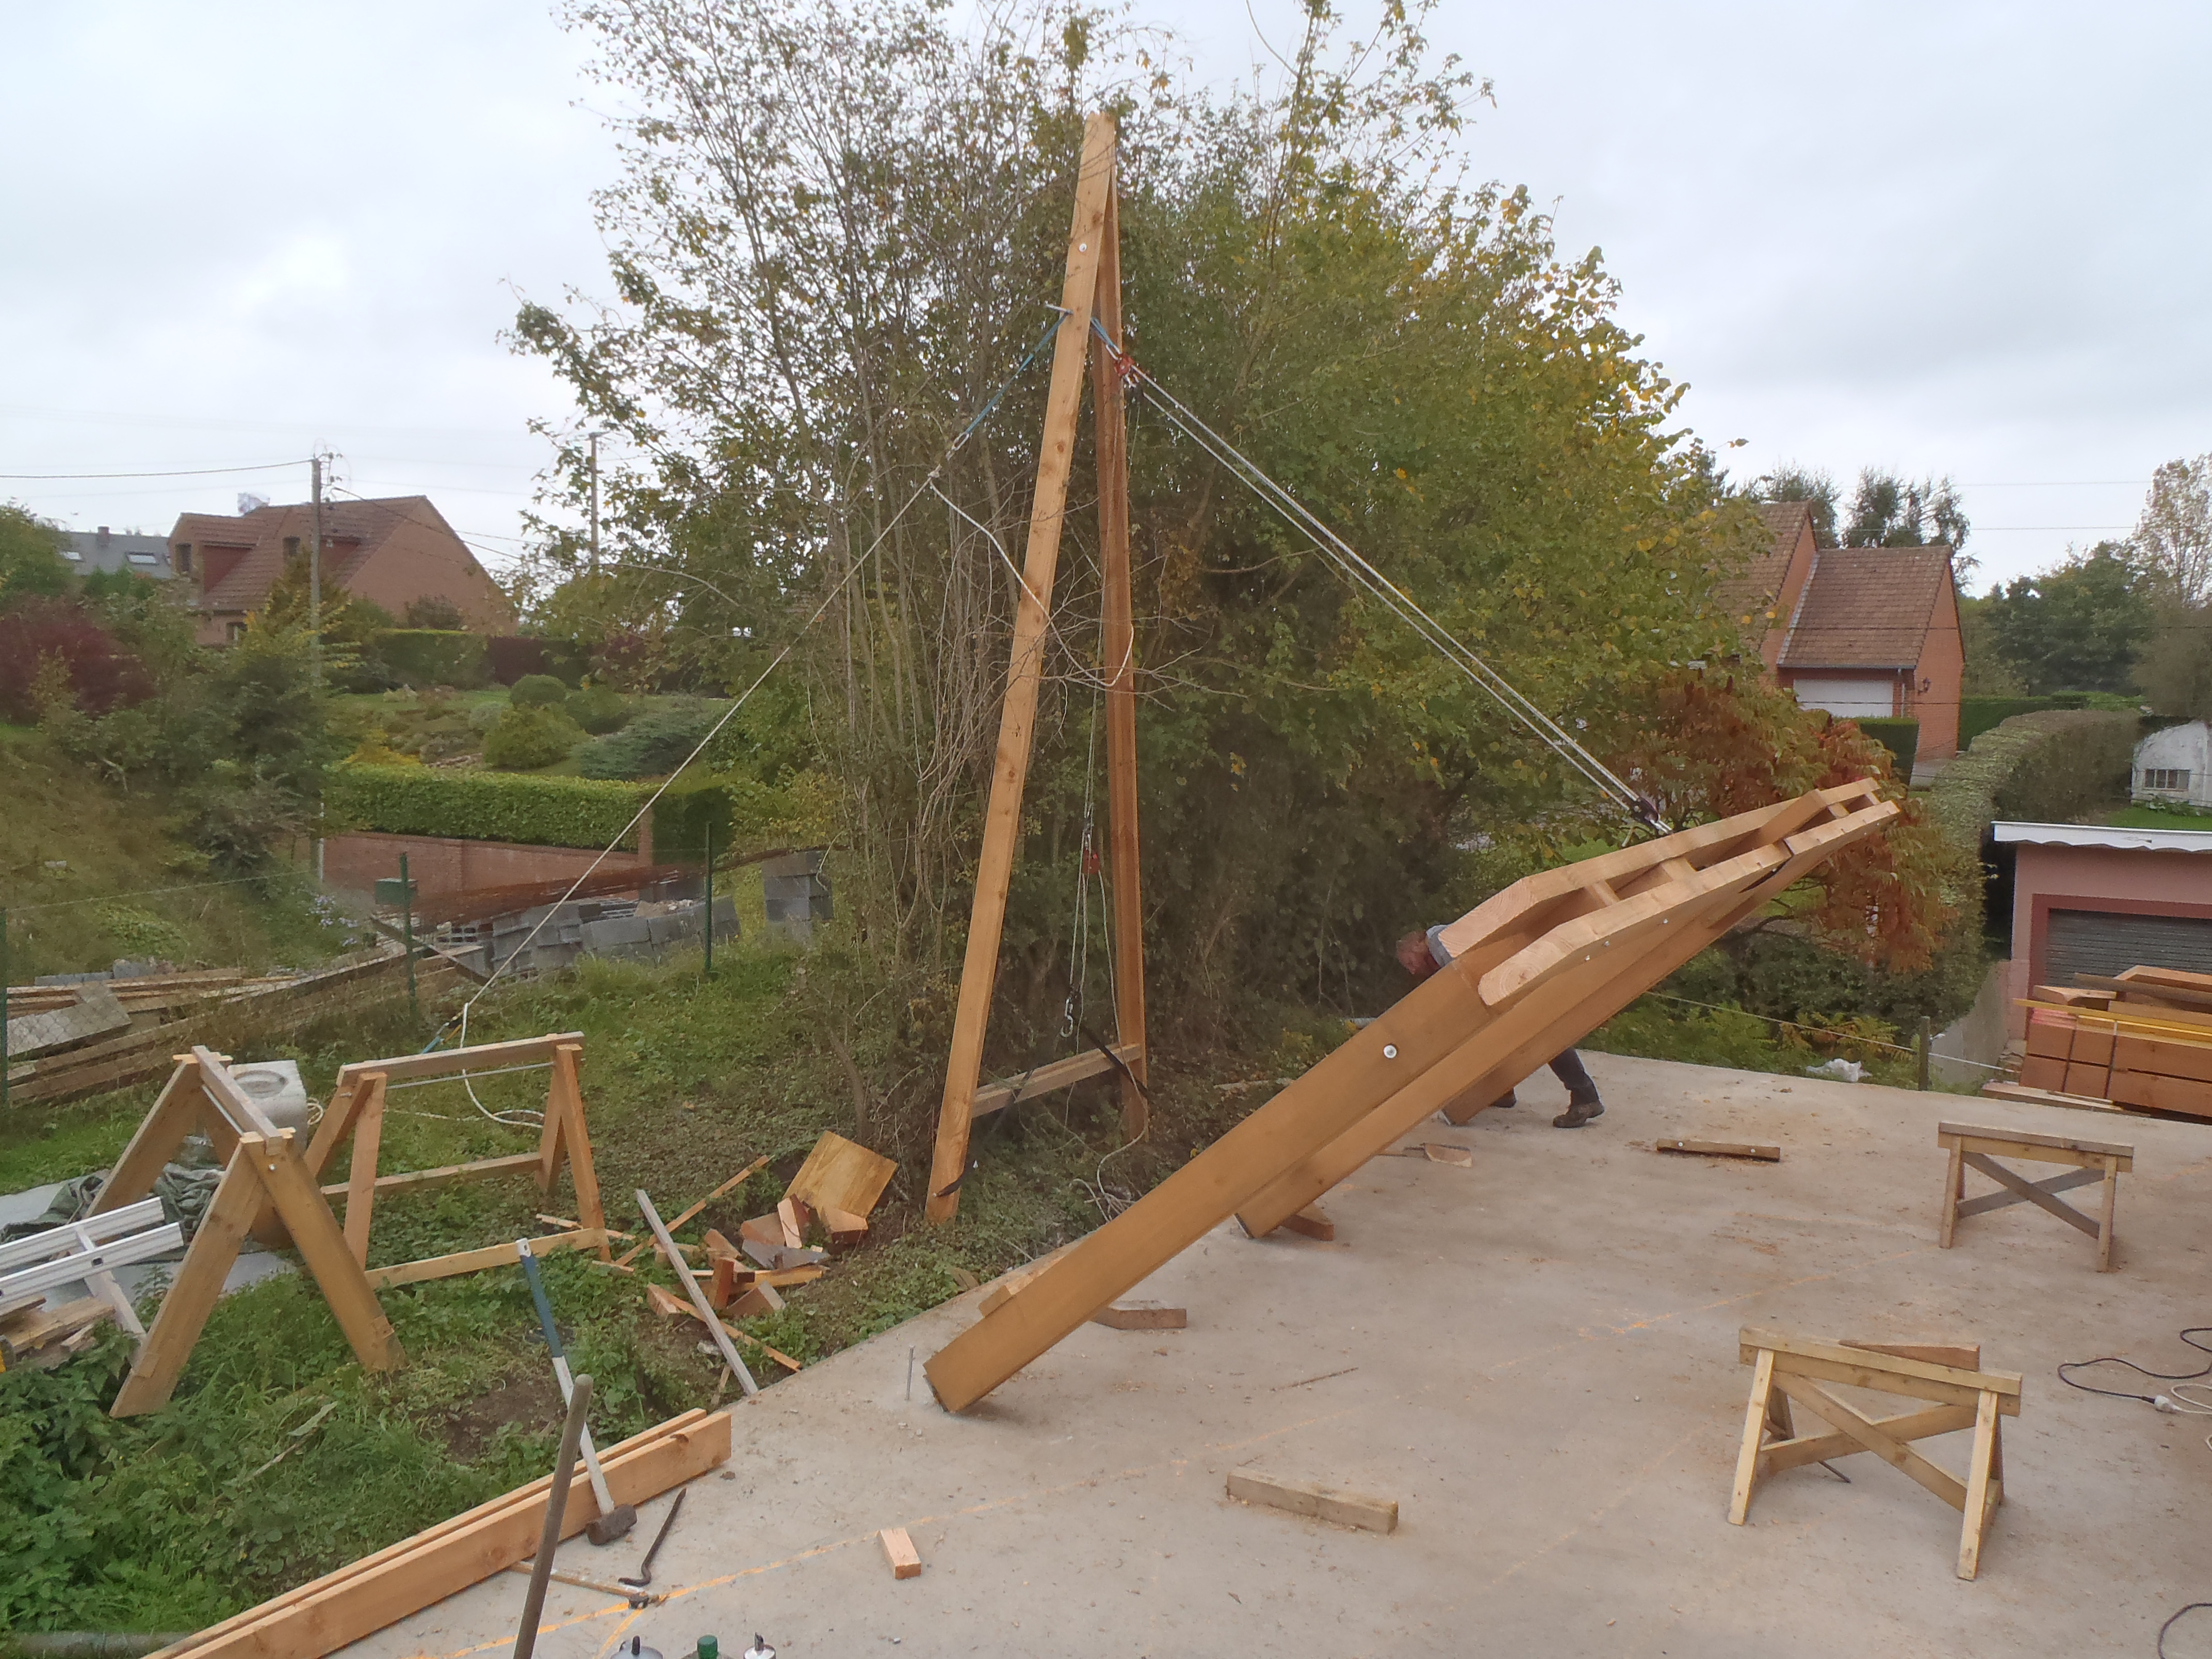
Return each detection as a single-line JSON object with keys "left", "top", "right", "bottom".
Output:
{"left": 172, "top": 497, "right": 452, "bottom": 614}
{"left": 1778, "top": 546, "right": 1955, "bottom": 670}
{"left": 1714, "top": 501, "right": 1812, "bottom": 638}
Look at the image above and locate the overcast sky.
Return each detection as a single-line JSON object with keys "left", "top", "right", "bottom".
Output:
{"left": 4, "top": 2, "right": 2206, "bottom": 595}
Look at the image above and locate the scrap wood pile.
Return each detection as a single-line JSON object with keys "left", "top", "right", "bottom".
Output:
{"left": 2002, "top": 964, "right": 2212, "bottom": 1120}
{"left": 4, "top": 946, "right": 460, "bottom": 1107}
{"left": 628, "top": 1130, "right": 898, "bottom": 1377}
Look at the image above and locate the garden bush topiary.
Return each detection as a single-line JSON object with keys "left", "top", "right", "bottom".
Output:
{"left": 565, "top": 684, "right": 631, "bottom": 734}
{"left": 575, "top": 703, "right": 719, "bottom": 779}
{"left": 481, "top": 704, "right": 582, "bottom": 770}
{"left": 509, "top": 673, "right": 571, "bottom": 709}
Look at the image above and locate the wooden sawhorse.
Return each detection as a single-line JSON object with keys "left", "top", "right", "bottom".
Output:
{"left": 1729, "top": 1328, "right": 2022, "bottom": 1579}
{"left": 1937, "top": 1120, "right": 2133, "bottom": 1272}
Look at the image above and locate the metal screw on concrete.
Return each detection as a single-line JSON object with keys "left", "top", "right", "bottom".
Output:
{"left": 513, "top": 1372, "right": 592, "bottom": 1659}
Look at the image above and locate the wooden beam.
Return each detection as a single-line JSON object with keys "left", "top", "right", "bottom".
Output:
{"left": 341, "top": 1074, "right": 387, "bottom": 1266}
{"left": 969, "top": 1043, "right": 1141, "bottom": 1119}
{"left": 88, "top": 1057, "right": 204, "bottom": 1217}
{"left": 333, "top": 1031, "right": 584, "bottom": 1087}
{"left": 364, "top": 1228, "right": 607, "bottom": 1292}
{"left": 1090, "top": 169, "right": 1148, "bottom": 1142}
{"left": 926, "top": 111, "right": 1120, "bottom": 1224}
{"left": 144, "top": 1411, "right": 727, "bottom": 1659}
{"left": 246, "top": 1132, "right": 404, "bottom": 1374}
{"left": 1226, "top": 1470, "right": 1397, "bottom": 1534}
{"left": 192, "top": 1046, "right": 283, "bottom": 1138}
{"left": 112, "top": 1145, "right": 270, "bottom": 1416}
{"left": 549, "top": 1044, "right": 608, "bottom": 1255}
{"left": 320, "top": 1151, "right": 543, "bottom": 1200}
{"left": 1656, "top": 1139, "right": 1781, "bottom": 1162}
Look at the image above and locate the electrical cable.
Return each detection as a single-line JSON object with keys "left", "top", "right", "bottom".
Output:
{"left": 1092, "top": 319, "right": 1666, "bottom": 832}
{"left": 0, "top": 459, "right": 308, "bottom": 480}
{"left": 2057, "top": 1327, "right": 2212, "bottom": 1410}
{"left": 2160, "top": 1603, "right": 2212, "bottom": 1659}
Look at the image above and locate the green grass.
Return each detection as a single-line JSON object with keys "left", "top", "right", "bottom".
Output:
{"left": 0, "top": 920, "right": 1244, "bottom": 1632}
{"left": 2105, "top": 804, "right": 2212, "bottom": 829}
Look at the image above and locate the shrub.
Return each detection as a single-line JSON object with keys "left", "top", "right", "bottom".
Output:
{"left": 481, "top": 705, "right": 582, "bottom": 770}
{"left": 576, "top": 704, "right": 720, "bottom": 779}
{"left": 403, "top": 595, "right": 467, "bottom": 630}
{"left": 510, "top": 673, "right": 570, "bottom": 709}
{"left": 565, "top": 684, "right": 631, "bottom": 734}
{"left": 327, "top": 765, "right": 645, "bottom": 849}
{"left": 377, "top": 629, "right": 488, "bottom": 689}
{"left": 1926, "top": 709, "right": 2139, "bottom": 847}
{"left": 0, "top": 597, "right": 154, "bottom": 721}
{"left": 1853, "top": 718, "right": 1920, "bottom": 771}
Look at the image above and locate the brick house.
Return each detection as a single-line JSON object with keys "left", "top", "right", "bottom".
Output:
{"left": 167, "top": 496, "right": 512, "bottom": 646}
{"left": 1719, "top": 502, "right": 1965, "bottom": 767}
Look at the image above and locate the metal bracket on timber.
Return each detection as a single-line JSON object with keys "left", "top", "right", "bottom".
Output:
{"left": 923, "top": 780, "right": 1897, "bottom": 1412}
{"left": 926, "top": 109, "right": 1149, "bottom": 1224}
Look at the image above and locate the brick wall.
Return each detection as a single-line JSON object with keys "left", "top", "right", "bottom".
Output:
{"left": 321, "top": 830, "right": 654, "bottom": 899}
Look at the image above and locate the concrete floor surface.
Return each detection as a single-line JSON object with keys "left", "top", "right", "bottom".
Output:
{"left": 341, "top": 1054, "right": 2212, "bottom": 1659}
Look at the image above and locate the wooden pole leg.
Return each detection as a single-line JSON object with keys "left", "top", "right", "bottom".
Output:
{"left": 1729, "top": 1348, "right": 1777, "bottom": 1524}
{"left": 2096, "top": 1157, "right": 2119, "bottom": 1272}
{"left": 112, "top": 1146, "right": 267, "bottom": 1416}
{"left": 1956, "top": 1388, "right": 2002, "bottom": 1580}
{"left": 1938, "top": 1142, "right": 1963, "bottom": 1248}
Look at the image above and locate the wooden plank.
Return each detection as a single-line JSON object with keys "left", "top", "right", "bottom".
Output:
{"left": 112, "top": 1148, "right": 267, "bottom": 1417}
{"left": 193, "top": 1047, "right": 283, "bottom": 1138}
{"left": 968, "top": 1045, "right": 1141, "bottom": 1120}
{"left": 785, "top": 1132, "right": 898, "bottom": 1219}
{"left": 549, "top": 1044, "right": 608, "bottom": 1256}
{"left": 1954, "top": 1162, "right": 2106, "bottom": 1218}
{"left": 1957, "top": 1152, "right": 2103, "bottom": 1236}
{"left": 880, "top": 1526, "right": 922, "bottom": 1580}
{"left": 1091, "top": 1300, "right": 1186, "bottom": 1330}
{"left": 1977, "top": 1079, "right": 2122, "bottom": 1113}
{"left": 334, "top": 1032, "right": 583, "bottom": 1087}
{"left": 613, "top": 1154, "right": 770, "bottom": 1270}
{"left": 149, "top": 1412, "right": 728, "bottom": 1659}
{"left": 1844, "top": 1340, "right": 1981, "bottom": 1370}
{"left": 926, "top": 110, "right": 1121, "bottom": 1225}
{"left": 1225, "top": 1470, "right": 1397, "bottom": 1534}
{"left": 89, "top": 1059, "right": 204, "bottom": 1216}
{"left": 2062, "top": 1061, "right": 2113, "bottom": 1098}
{"left": 364, "top": 1228, "right": 606, "bottom": 1292}
{"left": 1091, "top": 169, "right": 1148, "bottom": 1144}
{"left": 1656, "top": 1139, "right": 1780, "bottom": 1162}
{"left": 341, "top": 1075, "right": 387, "bottom": 1267}
{"left": 1743, "top": 1326, "right": 2021, "bottom": 1398}
{"left": 321, "top": 1151, "right": 543, "bottom": 1200}
{"left": 2107, "top": 1069, "right": 2212, "bottom": 1119}
{"left": 246, "top": 1134, "right": 404, "bottom": 1374}
{"left": 1937, "top": 1121, "right": 2136, "bottom": 1164}
{"left": 1756, "top": 1404, "right": 1976, "bottom": 1476}
{"left": 1728, "top": 1346, "right": 1777, "bottom": 1525}
{"left": 928, "top": 790, "right": 1895, "bottom": 1412}
{"left": 2112, "top": 1034, "right": 2212, "bottom": 1085}
{"left": 1280, "top": 1205, "right": 1334, "bottom": 1241}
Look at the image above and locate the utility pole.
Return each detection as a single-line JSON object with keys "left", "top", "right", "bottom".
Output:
{"left": 587, "top": 431, "right": 600, "bottom": 575}
{"left": 310, "top": 452, "right": 325, "bottom": 685}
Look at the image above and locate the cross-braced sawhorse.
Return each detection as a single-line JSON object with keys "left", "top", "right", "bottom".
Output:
{"left": 1937, "top": 1120, "right": 2133, "bottom": 1272}
{"left": 1729, "top": 1328, "right": 2022, "bottom": 1579}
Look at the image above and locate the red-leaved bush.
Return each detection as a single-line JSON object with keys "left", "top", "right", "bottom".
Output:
{"left": 0, "top": 597, "right": 156, "bottom": 722}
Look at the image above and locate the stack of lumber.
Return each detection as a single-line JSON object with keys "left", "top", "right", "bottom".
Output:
{"left": 144, "top": 1409, "right": 729, "bottom": 1659}
{"left": 2008, "top": 965, "right": 2212, "bottom": 1120}
{"left": 5, "top": 949, "right": 459, "bottom": 1107}
{"left": 0, "top": 1295, "right": 116, "bottom": 1371}
{"left": 703, "top": 1131, "right": 895, "bottom": 1312}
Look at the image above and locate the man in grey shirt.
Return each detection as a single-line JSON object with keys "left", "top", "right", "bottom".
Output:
{"left": 1393, "top": 928, "right": 1606, "bottom": 1128}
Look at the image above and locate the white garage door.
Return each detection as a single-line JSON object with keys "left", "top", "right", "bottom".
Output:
{"left": 1791, "top": 677, "right": 1896, "bottom": 719}
{"left": 2045, "top": 908, "right": 2212, "bottom": 988}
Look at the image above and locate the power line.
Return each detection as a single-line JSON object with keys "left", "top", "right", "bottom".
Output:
{"left": 0, "top": 459, "right": 308, "bottom": 480}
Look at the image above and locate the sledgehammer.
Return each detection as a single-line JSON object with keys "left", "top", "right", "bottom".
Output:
{"left": 517, "top": 1238, "right": 637, "bottom": 1545}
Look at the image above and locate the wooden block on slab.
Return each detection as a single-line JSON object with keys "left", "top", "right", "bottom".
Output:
{"left": 1278, "top": 1205, "right": 1335, "bottom": 1242}
{"left": 1226, "top": 1470, "right": 1397, "bottom": 1534}
{"left": 785, "top": 1130, "right": 898, "bottom": 1220}
{"left": 880, "top": 1526, "right": 921, "bottom": 1580}
{"left": 1421, "top": 1143, "right": 1473, "bottom": 1166}
{"left": 1655, "top": 1138, "right": 1781, "bottom": 1162}
{"left": 1091, "top": 1300, "right": 1186, "bottom": 1330}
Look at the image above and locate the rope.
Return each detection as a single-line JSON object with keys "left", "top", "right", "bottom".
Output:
{"left": 1636, "top": 991, "right": 2003, "bottom": 1071}
{"left": 441, "top": 311, "right": 1074, "bottom": 1124}
{"left": 1092, "top": 319, "right": 1667, "bottom": 833}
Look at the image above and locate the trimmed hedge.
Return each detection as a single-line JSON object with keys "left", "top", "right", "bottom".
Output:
{"left": 1854, "top": 718, "right": 1920, "bottom": 771}
{"left": 1958, "top": 692, "right": 2141, "bottom": 746}
{"left": 327, "top": 764, "right": 644, "bottom": 851}
{"left": 485, "top": 636, "right": 593, "bottom": 688}
{"left": 378, "top": 630, "right": 489, "bottom": 689}
{"left": 1926, "top": 709, "right": 2140, "bottom": 848}
{"left": 648, "top": 778, "right": 734, "bottom": 862}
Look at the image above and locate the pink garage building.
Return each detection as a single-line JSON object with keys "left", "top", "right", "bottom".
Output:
{"left": 1995, "top": 821, "right": 2212, "bottom": 1037}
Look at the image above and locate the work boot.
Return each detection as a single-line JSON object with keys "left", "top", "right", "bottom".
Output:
{"left": 1553, "top": 1096, "right": 1605, "bottom": 1129}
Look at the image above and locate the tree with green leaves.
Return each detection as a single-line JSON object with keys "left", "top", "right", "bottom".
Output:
{"left": 2131, "top": 453, "right": 2212, "bottom": 605}
{"left": 1748, "top": 465, "right": 1839, "bottom": 547}
{"left": 510, "top": 0, "right": 1905, "bottom": 1040}
{"left": 1979, "top": 543, "right": 2151, "bottom": 694}
{"left": 1842, "top": 467, "right": 1971, "bottom": 560}
{"left": 0, "top": 503, "right": 71, "bottom": 605}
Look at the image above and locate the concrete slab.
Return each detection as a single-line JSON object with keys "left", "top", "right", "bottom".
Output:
{"left": 339, "top": 1055, "right": 2211, "bottom": 1659}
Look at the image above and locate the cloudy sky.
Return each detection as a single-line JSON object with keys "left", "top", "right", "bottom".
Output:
{"left": 4, "top": 2, "right": 2206, "bottom": 594}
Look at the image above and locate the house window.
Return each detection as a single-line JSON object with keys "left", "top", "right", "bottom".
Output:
{"left": 176, "top": 544, "right": 192, "bottom": 574}
{"left": 2142, "top": 768, "right": 2192, "bottom": 792}
{"left": 284, "top": 535, "right": 300, "bottom": 558}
